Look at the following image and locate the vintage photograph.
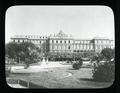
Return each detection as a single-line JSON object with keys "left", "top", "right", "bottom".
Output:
{"left": 5, "top": 6, "right": 115, "bottom": 88}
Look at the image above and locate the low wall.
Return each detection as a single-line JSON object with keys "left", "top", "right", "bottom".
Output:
{"left": 7, "top": 78, "right": 47, "bottom": 88}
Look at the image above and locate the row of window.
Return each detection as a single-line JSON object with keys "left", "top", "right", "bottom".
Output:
{"left": 51, "top": 45, "right": 71, "bottom": 50}
{"left": 50, "top": 45, "right": 113, "bottom": 50}
{"left": 50, "top": 50, "right": 72, "bottom": 52}
{"left": 13, "top": 39, "right": 113, "bottom": 44}
{"left": 95, "top": 40, "right": 113, "bottom": 44}
{"left": 13, "top": 39, "right": 72, "bottom": 44}
{"left": 13, "top": 40, "right": 27, "bottom": 43}
{"left": 12, "top": 40, "right": 114, "bottom": 49}
{"left": 73, "top": 50, "right": 94, "bottom": 53}
{"left": 75, "top": 40, "right": 90, "bottom": 44}
{"left": 13, "top": 39, "right": 45, "bottom": 44}
{"left": 74, "top": 44, "right": 93, "bottom": 50}
{"left": 51, "top": 40, "right": 72, "bottom": 43}
{"left": 95, "top": 45, "right": 112, "bottom": 49}
{"left": 15, "top": 35, "right": 48, "bottom": 39}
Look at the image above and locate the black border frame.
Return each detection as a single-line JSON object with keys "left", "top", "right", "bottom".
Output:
{"left": 0, "top": 0, "right": 119, "bottom": 93}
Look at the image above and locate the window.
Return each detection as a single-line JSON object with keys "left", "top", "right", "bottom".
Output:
{"left": 52, "top": 40, "right": 54, "bottom": 43}
{"left": 68, "top": 46, "right": 70, "bottom": 49}
{"left": 18, "top": 40, "right": 19, "bottom": 42}
{"left": 89, "top": 45, "right": 91, "bottom": 49}
{"left": 52, "top": 46, "right": 54, "bottom": 49}
{"left": 23, "top": 40, "right": 24, "bottom": 42}
{"left": 101, "top": 40, "right": 103, "bottom": 43}
{"left": 13, "top": 40, "right": 15, "bottom": 42}
{"left": 82, "top": 45, "right": 84, "bottom": 49}
{"left": 75, "top": 44, "right": 77, "bottom": 49}
{"left": 64, "top": 40, "right": 66, "bottom": 43}
{"left": 77, "top": 45, "right": 79, "bottom": 49}
{"left": 79, "top": 45, "right": 81, "bottom": 49}
{"left": 40, "top": 41, "right": 41, "bottom": 44}
{"left": 60, "top": 40, "right": 62, "bottom": 43}
{"left": 98, "top": 46, "right": 100, "bottom": 49}
{"left": 56, "top": 41, "right": 58, "bottom": 43}
{"left": 86, "top": 45, "right": 88, "bottom": 49}
{"left": 69, "top": 40, "right": 70, "bottom": 43}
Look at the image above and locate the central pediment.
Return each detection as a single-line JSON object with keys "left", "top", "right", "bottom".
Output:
{"left": 56, "top": 30, "right": 68, "bottom": 38}
{"left": 49, "top": 30, "right": 73, "bottom": 39}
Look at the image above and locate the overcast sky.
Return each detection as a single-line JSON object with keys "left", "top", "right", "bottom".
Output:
{"left": 5, "top": 6, "right": 114, "bottom": 43}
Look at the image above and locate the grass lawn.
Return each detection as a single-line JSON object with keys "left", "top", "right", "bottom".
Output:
{"left": 6, "top": 66, "right": 113, "bottom": 89}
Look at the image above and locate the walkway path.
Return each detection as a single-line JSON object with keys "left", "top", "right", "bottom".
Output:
{"left": 11, "top": 62, "right": 71, "bottom": 73}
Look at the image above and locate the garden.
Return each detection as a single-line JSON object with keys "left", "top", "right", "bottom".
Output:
{"left": 5, "top": 42, "right": 115, "bottom": 88}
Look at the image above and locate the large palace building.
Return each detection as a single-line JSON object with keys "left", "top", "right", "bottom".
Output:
{"left": 10, "top": 30, "right": 114, "bottom": 53}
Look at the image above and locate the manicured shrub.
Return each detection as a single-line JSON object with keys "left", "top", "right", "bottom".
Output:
{"left": 6, "top": 69, "right": 11, "bottom": 77}
{"left": 78, "top": 58, "right": 83, "bottom": 66}
{"left": 72, "top": 58, "right": 83, "bottom": 70}
{"left": 72, "top": 62, "right": 81, "bottom": 70}
{"left": 6, "top": 71, "right": 10, "bottom": 77}
{"left": 92, "top": 62, "right": 115, "bottom": 82}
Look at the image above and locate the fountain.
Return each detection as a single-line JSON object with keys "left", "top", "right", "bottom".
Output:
{"left": 40, "top": 57, "right": 47, "bottom": 67}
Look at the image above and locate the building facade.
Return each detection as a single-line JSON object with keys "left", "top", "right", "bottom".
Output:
{"left": 10, "top": 30, "right": 114, "bottom": 53}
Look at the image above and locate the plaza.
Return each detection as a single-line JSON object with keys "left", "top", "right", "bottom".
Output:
{"left": 7, "top": 64, "right": 112, "bottom": 88}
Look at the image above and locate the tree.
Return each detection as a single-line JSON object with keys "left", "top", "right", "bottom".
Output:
{"left": 92, "top": 48, "right": 115, "bottom": 82}
{"left": 101, "top": 48, "right": 115, "bottom": 61}
{"left": 6, "top": 42, "right": 41, "bottom": 68}
{"left": 92, "top": 60, "right": 115, "bottom": 82}
{"left": 72, "top": 57, "right": 83, "bottom": 70}
{"left": 5, "top": 42, "right": 22, "bottom": 63}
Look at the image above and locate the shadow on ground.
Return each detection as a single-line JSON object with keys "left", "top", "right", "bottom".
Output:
{"left": 79, "top": 78, "right": 114, "bottom": 83}
{"left": 79, "top": 78, "right": 94, "bottom": 81}
{"left": 68, "top": 68, "right": 75, "bottom": 70}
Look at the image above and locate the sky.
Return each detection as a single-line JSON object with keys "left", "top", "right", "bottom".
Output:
{"left": 5, "top": 6, "right": 114, "bottom": 43}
